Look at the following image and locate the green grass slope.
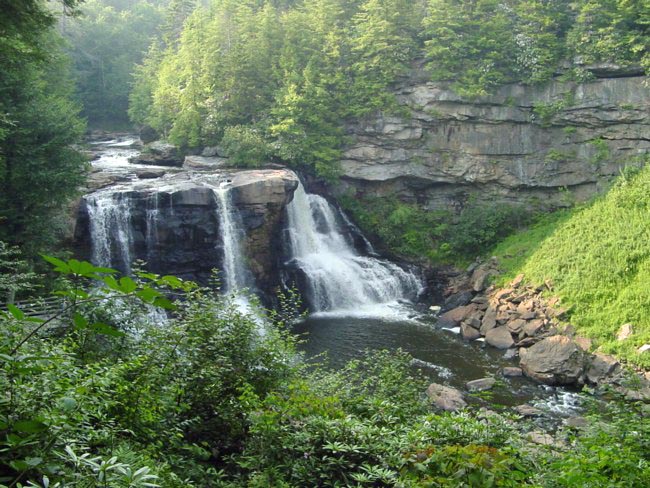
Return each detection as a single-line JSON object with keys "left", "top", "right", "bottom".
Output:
{"left": 492, "top": 166, "right": 650, "bottom": 368}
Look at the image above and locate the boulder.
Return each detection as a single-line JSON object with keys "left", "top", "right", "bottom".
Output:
{"left": 519, "top": 335, "right": 586, "bottom": 385}
{"left": 522, "top": 319, "right": 545, "bottom": 337}
{"left": 466, "top": 377, "right": 496, "bottom": 392}
{"left": 183, "top": 155, "right": 229, "bottom": 170}
{"left": 514, "top": 404, "right": 543, "bottom": 417}
{"left": 461, "top": 322, "right": 481, "bottom": 341}
{"left": 442, "top": 290, "right": 474, "bottom": 312}
{"left": 437, "top": 305, "right": 473, "bottom": 328}
{"left": 130, "top": 141, "right": 184, "bottom": 167}
{"left": 426, "top": 383, "right": 467, "bottom": 411}
{"left": 586, "top": 353, "right": 620, "bottom": 384}
{"left": 502, "top": 367, "right": 523, "bottom": 377}
{"left": 617, "top": 323, "right": 634, "bottom": 341}
{"left": 480, "top": 307, "right": 497, "bottom": 334}
{"left": 485, "top": 326, "right": 515, "bottom": 349}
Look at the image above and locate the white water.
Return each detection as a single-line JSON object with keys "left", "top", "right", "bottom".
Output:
{"left": 212, "top": 183, "right": 264, "bottom": 325}
{"left": 86, "top": 190, "right": 134, "bottom": 273}
{"left": 285, "top": 184, "right": 423, "bottom": 313}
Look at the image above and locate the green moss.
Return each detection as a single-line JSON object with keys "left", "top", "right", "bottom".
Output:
{"left": 492, "top": 166, "right": 650, "bottom": 368}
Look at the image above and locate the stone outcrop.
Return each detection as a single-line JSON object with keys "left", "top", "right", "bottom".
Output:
{"left": 129, "top": 141, "right": 184, "bottom": 167}
{"left": 337, "top": 74, "right": 650, "bottom": 212}
{"left": 75, "top": 167, "right": 299, "bottom": 298}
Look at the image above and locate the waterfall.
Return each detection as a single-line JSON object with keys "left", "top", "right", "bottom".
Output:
{"left": 285, "top": 184, "right": 423, "bottom": 313}
{"left": 213, "top": 184, "right": 254, "bottom": 294}
{"left": 86, "top": 191, "right": 134, "bottom": 274}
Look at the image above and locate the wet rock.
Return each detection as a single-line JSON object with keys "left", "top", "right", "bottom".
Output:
{"left": 442, "top": 290, "right": 474, "bottom": 312}
{"left": 437, "top": 305, "right": 474, "bottom": 328}
{"left": 617, "top": 323, "right": 634, "bottom": 341}
{"left": 135, "top": 169, "right": 167, "bottom": 179}
{"left": 426, "top": 383, "right": 467, "bottom": 411}
{"left": 503, "top": 348, "right": 518, "bottom": 360}
{"left": 461, "top": 322, "right": 481, "bottom": 341}
{"left": 466, "top": 377, "right": 496, "bottom": 392}
{"left": 586, "top": 353, "right": 620, "bottom": 384}
{"left": 503, "top": 367, "right": 523, "bottom": 377}
{"left": 519, "top": 335, "right": 586, "bottom": 385}
{"left": 485, "top": 326, "right": 515, "bottom": 349}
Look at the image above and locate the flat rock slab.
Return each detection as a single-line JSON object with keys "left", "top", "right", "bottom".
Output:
{"left": 426, "top": 383, "right": 467, "bottom": 411}
{"left": 466, "top": 378, "right": 496, "bottom": 392}
{"left": 502, "top": 367, "right": 523, "bottom": 377}
{"left": 519, "top": 335, "right": 586, "bottom": 385}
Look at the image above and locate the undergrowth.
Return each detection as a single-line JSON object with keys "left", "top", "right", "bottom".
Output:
{"left": 492, "top": 165, "right": 650, "bottom": 368}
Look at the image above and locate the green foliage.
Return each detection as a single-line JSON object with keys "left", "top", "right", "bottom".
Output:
{"left": 61, "top": 0, "right": 167, "bottom": 126}
{"left": 423, "top": 0, "right": 572, "bottom": 97}
{"left": 220, "top": 126, "right": 272, "bottom": 168}
{"left": 492, "top": 163, "right": 650, "bottom": 368}
{"left": 2, "top": 257, "right": 650, "bottom": 486}
{"left": 0, "top": 2, "right": 87, "bottom": 258}
{"left": 340, "top": 193, "right": 531, "bottom": 264}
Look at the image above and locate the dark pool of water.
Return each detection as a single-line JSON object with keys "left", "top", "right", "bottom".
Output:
{"left": 294, "top": 309, "right": 580, "bottom": 410}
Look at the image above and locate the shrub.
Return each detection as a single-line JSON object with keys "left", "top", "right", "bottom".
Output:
{"left": 220, "top": 125, "right": 272, "bottom": 168}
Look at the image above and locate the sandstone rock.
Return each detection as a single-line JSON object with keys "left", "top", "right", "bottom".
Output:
{"left": 515, "top": 404, "right": 543, "bottom": 417}
{"left": 586, "top": 353, "right": 620, "bottom": 384}
{"left": 527, "top": 431, "right": 556, "bottom": 446}
{"left": 480, "top": 307, "right": 498, "bottom": 334}
{"left": 519, "top": 335, "right": 586, "bottom": 385}
{"left": 466, "top": 377, "right": 496, "bottom": 392}
{"left": 574, "top": 336, "right": 593, "bottom": 351}
{"left": 426, "top": 383, "right": 467, "bottom": 411}
{"left": 638, "top": 344, "right": 650, "bottom": 354}
{"left": 437, "top": 305, "right": 474, "bottom": 328}
{"left": 502, "top": 367, "right": 523, "bottom": 377}
{"left": 511, "top": 274, "right": 525, "bottom": 288}
{"left": 461, "top": 322, "right": 481, "bottom": 341}
{"left": 183, "top": 155, "right": 229, "bottom": 170}
{"left": 617, "top": 324, "right": 634, "bottom": 341}
{"left": 471, "top": 265, "right": 495, "bottom": 292}
{"left": 485, "top": 326, "right": 515, "bottom": 349}
{"left": 520, "top": 311, "right": 536, "bottom": 320}
{"left": 522, "top": 319, "right": 545, "bottom": 337}
{"left": 507, "top": 319, "right": 527, "bottom": 334}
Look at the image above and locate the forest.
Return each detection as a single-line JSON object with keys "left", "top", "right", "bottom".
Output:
{"left": 1, "top": 0, "right": 650, "bottom": 486}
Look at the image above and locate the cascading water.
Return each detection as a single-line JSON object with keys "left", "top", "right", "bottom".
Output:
{"left": 212, "top": 183, "right": 263, "bottom": 323}
{"left": 285, "top": 183, "right": 423, "bottom": 313}
{"left": 86, "top": 190, "right": 134, "bottom": 274}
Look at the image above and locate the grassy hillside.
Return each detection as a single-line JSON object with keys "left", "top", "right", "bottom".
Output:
{"left": 492, "top": 166, "right": 650, "bottom": 368}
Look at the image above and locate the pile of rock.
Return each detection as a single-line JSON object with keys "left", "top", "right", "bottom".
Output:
{"left": 434, "top": 261, "right": 650, "bottom": 396}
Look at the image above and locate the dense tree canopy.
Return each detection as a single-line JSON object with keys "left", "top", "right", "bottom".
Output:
{"left": 129, "top": 0, "right": 649, "bottom": 177}
{"left": 0, "top": 0, "right": 86, "bottom": 257}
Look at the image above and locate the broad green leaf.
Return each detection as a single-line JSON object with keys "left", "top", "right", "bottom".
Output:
{"left": 136, "top": 287, "right": 161, "bottom": 303}
{"left": 73, "top": 313, "right": 88, "bottom": 330}
{"left": 7, "top": 304, "right": 24, "bottom": 320}
{"left": 13, "top": 420, "right": 48, "bottom": 433}
{"left": 119, "top": 276, "right": 137, "bottom": 294}
{"left": 152, "top": 297, "right": 175, "bottom": 310}
{"left": 41, "top": 255, "right": 70, "bottom": 273}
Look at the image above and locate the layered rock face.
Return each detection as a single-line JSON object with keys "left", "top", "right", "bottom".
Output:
{"left": 75, "top": 162, "right": 299, "bottom": 296}
{"left": 339, "top": 73, "right": 650, "bottom": 211}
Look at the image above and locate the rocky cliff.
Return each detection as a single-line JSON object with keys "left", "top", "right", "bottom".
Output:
{"left": 338, "top": 72, "right": 650, "bottom": 212}
{"left": 75, "top": 147, "right": 299, "bottom": 297}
